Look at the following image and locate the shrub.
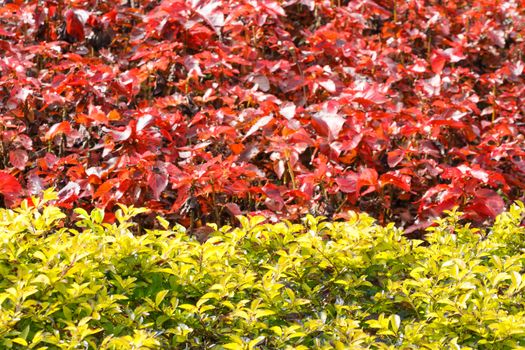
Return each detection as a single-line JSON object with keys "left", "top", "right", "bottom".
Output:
{"left": 1, "top": 0, "right": 524, "bottom": 228}
{"left": 2, "top": 191, "right": 525, "bottom": 349}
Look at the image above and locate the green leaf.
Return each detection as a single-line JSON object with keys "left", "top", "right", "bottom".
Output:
{"left": 248, "top": 336, "right": 265, "bottom": 350}
{"left": 155, "top": 290, "right": 169, "bottom": 307}
{"left": 12, "top": 338, "right": 28, "bottom": 346}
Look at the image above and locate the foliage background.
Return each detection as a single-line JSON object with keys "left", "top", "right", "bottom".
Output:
{"left": 0, "top": 0, "right": 524, "bottom": 232}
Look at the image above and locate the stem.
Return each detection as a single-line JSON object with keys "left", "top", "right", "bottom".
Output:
{"left": 287, "top": 159, "right": 296, "bottom": 190}
{"left": 491, "top": 84, "right": 497, "bottom": 123}
{"left": 289, "top": 47, "right": 307, "bottom": 103}
{"left": 60, "top": 134, "right": 66, "bottom": 157}
{"left": 393, "top": 1, "right": 397, "bottom": 23}
{"left": 427, "top": 33, "right": 432, "bottom": 59}
{"left": 335, "top": 196, "right": 347, "bottom": 213}
{"left": 211, "top": 179, "right": 220, "bottom": 224}
{"left": 0, "top": 140, "right": 5, "bottom": 169}
{"left": 313, "top": 243, "right": 341, "bottom": 276}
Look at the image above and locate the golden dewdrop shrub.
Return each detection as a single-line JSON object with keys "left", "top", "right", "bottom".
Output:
{"left": 2, "top": 190, "right": 525, "bottom": 349}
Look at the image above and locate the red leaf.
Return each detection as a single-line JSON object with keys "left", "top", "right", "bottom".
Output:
{"left": 0, "top": 171, "right": 22, "bottom": 196}
{"left": 93, "top": 179, "right": 117, "bottom": 200}
{"left": 195, "top": 0, "right": 225, "bottom": 30}
{"left": 280, "top": 103, "right": 296, "bottom": 120}
{"left": 171, "top": 185, "right": 191, "bottom": 212}
{"left": 510, "top": 61, "right": 524, "bottom": 77}
{"left": 253, "top": 75, "right": 270, "bottom": 91}
{"left": 387, "top": 149, "right": 405, "bottom": 168}
{"left": 45, "top": 121, "right": 71, "bottom": 141}
{"left": 262, "top": 183, "right": 285, "bottom": 211}
{"left": 42, "top": 92, "right": 66, "bottom": 109}
{"left": 9, "top": 149, "right": 28, "bottom": 170}
{"left": 352, "top": 83, "right": 388, "bottom": 105}
{"left": 273, "top": 159, "right": 286, "bottom": 179}
{"left": 225, "top": 202, "right": 242, "bottom": 216}
{"left": 340, "top": 134, "right": 362, "bottom": 152}
{"left": 229, "top": 143, "right": 244, "bottom": 155}
{"left": 148, "top": 172, "right": 168, "bottom": 201}
{"left": 335, "top": 173, "right": 358, "bottom": 193}
{"left": 408, "top": 59, "right": 427, "bottom": 73}
{"left": 27, "top": 174, "right": 44, "bottom": 195}
{"left": 421, "top": 74, "right": 441, "bottom": 96}
{"left": 312, "top": 106, "right": 345, "bottom": 140}
{"left": 357, "top": 168, "right": 378, "bottom": 195}
{"left": 109, "top": 125, "right": 132, "bottom": 142}
{"left": 453, "top": 165, "right": 489, "bottom": 183}
{"left": 466, "top": 189, "right": 505, "bottom": 218}
{"left": 262, "top": 0, "right": 286, "bottom": 17}
{"left": 136, "top": 114, "right": 153, "bottom": 132}
{"left": 419, "top": 185, "right": 462, "bottom": 216}
{"left": 329, "top": 141, "right": 344, "bottom": 158}
{"left": 319, "top": 79, "right": 336, "bottom": 93}
{"left": 488, "top": 29, "right": 506, "bottom": 48}
{"left": 243, "top": 115, "right": 273, "bottom": 140}
{"left": 430, "top": 51, "right": 447, "bottom": 74}
{"left": 0, "top": 27, "right": 14, "bottom": 37}
{"left": 57, "top": 182, "right": 81, "bottom": 207}
{"left": 65, "top": 10, "right": 85, "bottom": 41}
{"left": 379, "top": 172, "right": 411, "bottom": 192}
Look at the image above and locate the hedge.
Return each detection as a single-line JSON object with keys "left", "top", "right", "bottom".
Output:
{"left": 2, "top": 190, "right": 525, "bottom": 349}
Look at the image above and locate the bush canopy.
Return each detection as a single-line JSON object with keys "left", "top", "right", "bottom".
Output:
{"left": 2, "top": 191, "right": 525, "bottom": 349}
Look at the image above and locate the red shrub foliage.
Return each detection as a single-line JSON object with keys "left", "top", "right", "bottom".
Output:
{"left": 0, "top": 0, "right": 524, "bottom": 231}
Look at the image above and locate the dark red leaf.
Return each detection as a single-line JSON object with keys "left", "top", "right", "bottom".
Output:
{"left": 335, "top": 173, "right": 358, "bottom": 193}
{"left": 9, "top": 149, "right": 28, "bottom": 170}
{"left": 262, "top": 184, "right": 285, "bottom": 211}
{"left": 466, "top": 189, "right": 505, "bottom": 218}
{"left": 225, "top": 202, "right": 242, "bottom": 216}
{"left": 148, "top": 172, "right": 168, "bottom": 201}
